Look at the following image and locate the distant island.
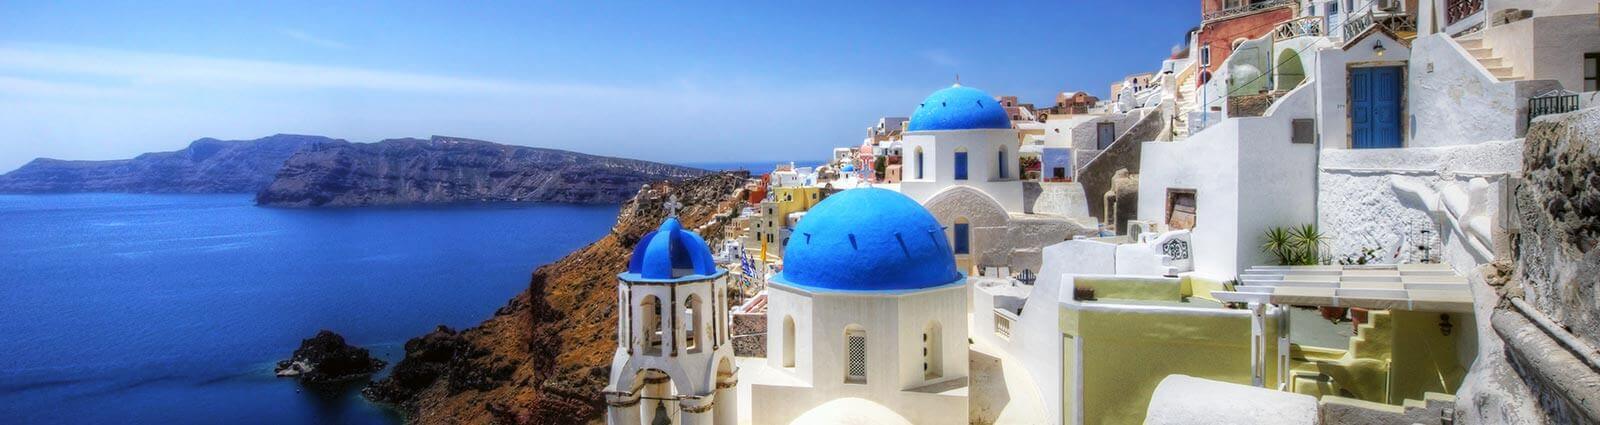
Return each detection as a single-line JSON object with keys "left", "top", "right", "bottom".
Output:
{"left": 0, "top": 134, "right": 332, "bottom": 193}
{"left": 256, "top": 136, "right": 707, "bottom": 207}
{"left": 0, "top": 134, "right": 708, "bottom": 207}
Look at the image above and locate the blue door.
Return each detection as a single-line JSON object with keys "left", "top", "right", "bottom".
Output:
{"left": 1350, "top": 66, "right": 1403, "bottom": 149}
{"left": 954, "top": 151, "right": 968, "bottom": 180}
{"left": 953, "top": 223, "right": 970, "bottom": 254}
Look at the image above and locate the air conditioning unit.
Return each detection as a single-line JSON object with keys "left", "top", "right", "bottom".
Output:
{"left": 1376, "top": 0, "right": 1401, "bottom": 12}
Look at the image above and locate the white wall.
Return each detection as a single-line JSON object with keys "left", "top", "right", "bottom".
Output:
{"left": 1140, "top": 84, "right": 1319, "bottom": 279}
{"left": 901, "top": 129, "right": 1026, "bottom": 212}
{"left": 755, "top": 283, "right": 969, "bottom": 424}
{"left": 1407, "top": 34, "right": 1565, "bottom": 147}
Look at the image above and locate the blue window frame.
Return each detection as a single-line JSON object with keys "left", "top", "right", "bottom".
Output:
{"left": 953, "top": 223, "right": 970, "bottom": 254}
{"left": 954, "top": 151, "right": 968, "bottom": 180}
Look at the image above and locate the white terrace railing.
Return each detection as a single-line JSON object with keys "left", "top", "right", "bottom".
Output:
{"left": 1202, "top": 0, "right": 1295, "bottom": 23}
{"left": 994, "top": 309, "right": 1017, "bottom": 340}
{"left": 1274, "top": 16, "right": 1325, "bottom": 40}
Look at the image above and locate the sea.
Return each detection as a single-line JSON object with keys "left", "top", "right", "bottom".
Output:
{"left": 0, "top": 160, "right": 799, "bottom": 424}
{"left": 0, "top": 194, "right": 620, "bottom": 424}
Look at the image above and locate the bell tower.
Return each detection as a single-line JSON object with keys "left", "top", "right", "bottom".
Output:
{"left": 604, "top": 201, "right": 738, "bottom": 425}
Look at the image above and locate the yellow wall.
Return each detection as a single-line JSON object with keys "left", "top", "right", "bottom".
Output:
{"left": 1062, "top": 303, "right": 1279, "bottom": 424}
{"left": 747, "top": 186, "right": 824, "bottom": 257}
{"left": 1287, "top": 310, "right": 1472, "bottom": 405}
{"left": 1074, "top": 276, "right": 1184, "bottom": 302}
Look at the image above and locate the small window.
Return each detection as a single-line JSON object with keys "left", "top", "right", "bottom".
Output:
{"left": 953, "top": 222, "right": 970, "bottom": 254}
{"left": 845, "top": 327, "right": 867, "bottom": 384}
{"left": 997, "top": 148, "right": 1008, "bottom": 179}
{"left": 1200, "top": 45, "right": 1211, "bottom": 67}
{"left": 1292, "top": 118, "right": 1316, "bottom": 144}
{"left": 954, "top": 149, "right": 969, "bottom": 180}
{"left": 1584, "top": 53, "right": 1598, "bottom": 92}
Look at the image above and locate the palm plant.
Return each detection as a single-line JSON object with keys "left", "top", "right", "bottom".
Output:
{"left": 1262, "top": 224, "right": 1327, "bottom": 265}
{"left": 1263, "top": 227, "right": 1296, "bottom": 265}
{"left": 1288, "top": 224, "right": 1327, "bottom": 265}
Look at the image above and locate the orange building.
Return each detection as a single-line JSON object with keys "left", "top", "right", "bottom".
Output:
{"left": 1196, "top": 0, "right": 1296, "bottom": 75}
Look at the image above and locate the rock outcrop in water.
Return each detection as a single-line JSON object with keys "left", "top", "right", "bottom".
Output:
{"left": 0, "top": 134, "right": 332, "bottom": 193}
{"left": 255, "top": 136, "right": 709, "bottom": 207}
{"left": 276, "top": 330, "right": 388, "bottom": 385}
{"left": 363, "top": 172, "right": 749, "bottom": 424}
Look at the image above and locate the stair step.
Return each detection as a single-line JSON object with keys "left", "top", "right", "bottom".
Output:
{"left": 1486, "top": 66, "right": 1516, "bottom": 77}
{"left": 1477, "top": 57, "right": 1503, "bottom": 67}
{"left": 1456, "top": 38, "right": 1483, "bottom": 49}
{"left": 1500, "top": 75, "right": 1525, "bottom": 81}
{"left": 1467, "top": 48, "right": 1494, "bottom": 59}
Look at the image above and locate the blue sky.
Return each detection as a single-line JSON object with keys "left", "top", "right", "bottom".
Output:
{"left": 0, "top": 1, "right": 1199, "bottom": 171}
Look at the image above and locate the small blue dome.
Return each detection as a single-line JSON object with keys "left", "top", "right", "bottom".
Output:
{"left": 841, "top": 163, "right": 856, "bottom": 172}
{"left": 774, "top": 188, "right": 963, "bottom": 292}
{"left": 908, "top": 85, "right": 1012, "bottom": 132}
{"left": 623, "top": 217, "right": 723, "bottom": 281}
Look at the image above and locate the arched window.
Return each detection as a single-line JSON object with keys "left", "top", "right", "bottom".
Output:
{"left": 685, "top": 294, "right": 703, "bottom": 352}
{"left": 782, "top": 316, "right": 797, "bottom": 368}
{"left": 915, "top": 147, "right": 925, "bottom": 180}
{"left": 924, "top": 321, "right": 943, "bottom": 380}
{"left": 954, "top": 147, "right": 969, "bottom": 181}
{"left": 845, "top": 325, "right": 867, "bottom": 384}
{"left": 640, "top": 295, "right": 663, "bottom": 356}
{"left": 997, "top": 147, "right": 1008, "bottom": 179}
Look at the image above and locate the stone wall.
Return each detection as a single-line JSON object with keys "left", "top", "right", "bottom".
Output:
{"left": 1080, "top": 107, "right": 1165, "bottom": 232}
{"left": 1512, "top": 107, "right": 1600, "bottom": 347}
{"left": 1024, "top": 181, "right": 1092, "bottom": 219}
{"left": 731, "top": 313, "right": 767, "bottom": 357}
{"left": 1456, "top": 107, "right": 1600, "bottom": 424}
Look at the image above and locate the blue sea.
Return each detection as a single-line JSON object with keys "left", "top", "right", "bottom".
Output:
{"left": 0, "top": 194, "right": 621, "bottom": 424}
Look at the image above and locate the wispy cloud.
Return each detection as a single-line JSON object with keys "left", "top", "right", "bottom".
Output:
{"left": 280, "top": 28, "right": 348, "bottom": 49}
{"left": 0, "top": 43, "right": 918, "bottom": 172}
{"left": 0, "top": 43, "right": 623, "bottom": 96}
{"left": 921, "top": 49, "right": 960, "bottom": 68}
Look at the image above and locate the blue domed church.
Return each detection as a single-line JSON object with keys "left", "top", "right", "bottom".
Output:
{"left": 605, "top": 216, "right": 738, "bottom": 425}
{"left": 748, "top": 188, "right": 971, "bottom": 424}
{"left": 900, "top": 84, "right": 1090, "bottom": 274}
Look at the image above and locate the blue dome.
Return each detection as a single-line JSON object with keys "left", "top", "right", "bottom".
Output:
{"left": 841, "top": 163, "right": 856, "bottom": 172}
{"left": 774, "top": 188, "right": 963, "bottom": 292}
{"left": 623, "top": 217, "right": 723, "bottom": 282}
{"left": 907, "top": 85, "right": 1013, "bottom": 132}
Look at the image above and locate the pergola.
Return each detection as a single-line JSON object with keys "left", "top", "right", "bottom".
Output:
{"left": 1210, "top": 263, "right": 1473, "bottom": 388}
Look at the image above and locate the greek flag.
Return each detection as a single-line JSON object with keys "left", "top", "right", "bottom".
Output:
{"left": 740, "top": 252, "right": 756, "bottom": 288}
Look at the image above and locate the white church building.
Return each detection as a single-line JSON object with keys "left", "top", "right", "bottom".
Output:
{"left": 748, "top": 188, "right": 970, "bottom": 424}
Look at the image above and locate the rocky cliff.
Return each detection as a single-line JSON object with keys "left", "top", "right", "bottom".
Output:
{"left": 256, "top": 136, "right": 709, "bottom": 207}
{"left": 363, "top": 172, "right": 749, "bottom": 424}
{"left": 1457, "top": 107, "right": 1600, "bottom": 424}
{"left": 0, "top": 134, "right": 332, "bottom": 193}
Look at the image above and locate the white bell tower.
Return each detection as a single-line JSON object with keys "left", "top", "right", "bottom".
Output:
{"left": 604, "top": 200, "right": 738, "bottom": 425}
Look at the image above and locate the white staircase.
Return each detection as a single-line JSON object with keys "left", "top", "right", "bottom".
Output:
{"left": 1456, "top": 36, "right": 1523, "bottom": 81}
{"left": 1173, "top": 66, "right": 1200, "bottom": 140}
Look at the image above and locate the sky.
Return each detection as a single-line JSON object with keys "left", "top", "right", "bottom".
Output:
{"left": 0, "top": 1, "right": 1200, "bottom": 172}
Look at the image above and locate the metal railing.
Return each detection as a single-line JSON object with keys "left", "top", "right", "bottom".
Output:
{"left": 1202, "top": 0, "right": 1295, "bottom": 22}
{"left": 1528, "top": 93, "right": 1580, "bottom": 126}
{"left": 1274, "top": 16, "right": 1325, "bottom": 40}
{"left": 1446, "top": 0, "right": 1484, "bottom": 25}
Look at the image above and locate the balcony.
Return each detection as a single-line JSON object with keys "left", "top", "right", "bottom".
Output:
{"left": 1202, "top": 0, "right": 1295, "bottom": 23}
{"left": 1445, "top": 0, "right": 1483, "bottom": 26}
{"left": 1274, "top": 16, "right": 1324, "bottom": 40}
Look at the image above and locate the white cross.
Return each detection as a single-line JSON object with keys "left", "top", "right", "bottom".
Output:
{"left": 663, "top": 194, "right": 682, "bottom": 218}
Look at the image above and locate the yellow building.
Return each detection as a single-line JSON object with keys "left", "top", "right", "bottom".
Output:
{"left": 747, "top": 186, "right": 825, "bottom": 261}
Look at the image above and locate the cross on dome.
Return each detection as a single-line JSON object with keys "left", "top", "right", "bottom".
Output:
{"left": 663, "top": 194, "right": 683, "bottom": 218}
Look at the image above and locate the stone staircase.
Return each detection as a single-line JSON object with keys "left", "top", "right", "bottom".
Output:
{"left": 1456, "top": 36, "right": 1524, "bottom": 81}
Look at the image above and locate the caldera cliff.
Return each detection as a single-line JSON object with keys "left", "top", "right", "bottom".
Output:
{"left": 363, "top": 172, "right": 749, "bottom": 424}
